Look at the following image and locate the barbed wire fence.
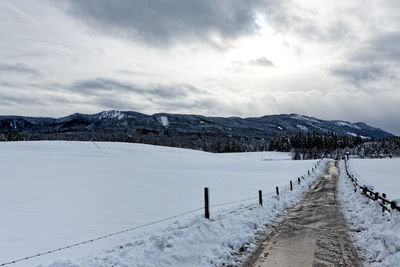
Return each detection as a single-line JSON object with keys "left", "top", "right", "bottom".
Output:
{"left": 0, "top": 207, "right": 204, "bottom": 266}
{"left": 0, "top": 160, "right": 324, "bottom": 266}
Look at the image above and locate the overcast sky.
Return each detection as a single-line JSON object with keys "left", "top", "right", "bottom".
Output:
{"left": 0, "top": 0, "right": 399, "bottom": 135}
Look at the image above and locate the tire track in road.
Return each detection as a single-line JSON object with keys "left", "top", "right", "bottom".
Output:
{"left": 244, "top": 161, "right": 362, "bottom": 266}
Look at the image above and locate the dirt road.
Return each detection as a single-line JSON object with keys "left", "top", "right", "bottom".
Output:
{"left": 244, "top": 161, "right": 362, "bottom": 266}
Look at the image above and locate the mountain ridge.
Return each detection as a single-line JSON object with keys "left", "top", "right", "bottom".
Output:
{"left": 0, "top": 110, "right": 393, "bottom": 139}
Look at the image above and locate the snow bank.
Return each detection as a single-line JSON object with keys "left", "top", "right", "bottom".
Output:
{"left": 0, "top": 141, "right": 323, "bottom": 266}
{"left": 338, "top": 160, "right": 400, "bottom": 266}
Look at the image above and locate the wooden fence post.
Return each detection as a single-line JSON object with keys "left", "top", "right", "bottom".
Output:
{"left": 290, "top": 180, "right": 293, "bottom": 191}
{"left": 298, "top": 177, "right": 301, "bottom": 184}
{"left": 382, "top": 193, "right": 387, "bottom": 213}
{"left": 259, "top": 190, "right": 263, "bottom": 206}
{"left": 276, "top": 186, "right": 279, "bottom": 196}
{"left": 204, "top": 187, "right": 210, "bottom": 219}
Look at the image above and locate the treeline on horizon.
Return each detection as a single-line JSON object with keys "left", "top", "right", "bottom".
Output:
{"left": 1, "top": 129, "right": 399, "bottom": 159}
{"left": 269, "top": 132, "right": 400, "bottom": 159}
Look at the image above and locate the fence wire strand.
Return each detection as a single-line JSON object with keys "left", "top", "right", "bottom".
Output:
{"left": 0, "top": 207, "right": 204, "bottom": 266}
{"left": 210, "top": 196, "right": 259, "bottom": 208}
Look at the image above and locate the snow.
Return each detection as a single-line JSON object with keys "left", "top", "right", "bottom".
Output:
{"left": 346, "top": 132, "right": 369, "bottom": 139}
{"left": 338, "top": 160, "right": 400, "bottom": 266}
{"left": 159, "top": 116, "right": 169, "bottom": 127}
{"left": 0, "top": 141, "right": 322, "bottom": 266}
{"left": 336, "top": 121, "right": 361, "bottom": 130}
{"left": 158, "top": 116, "right": 169, "bottom": 127}
{"left": 291, "top": 115, "right": 329, "bottom": 132}
{"left": 98, "top": 110, "right": 125, "bottom": 120}
{"left": 296, "top": 124, "right": 308, "bottom": 131}
{"left": 347, "top": 132, "right": 358, "bottom": 137}
{"left": 219, "top": 151, "right": 292, "bottom": 161}
{"left": 348, "top": 158, "right": 400, "bottom": 200}
{"left": 9, "top": 120, "right": 17, "bottom": 130}
{"left": 291, "top": 114, "right": 320, "bottom": 124}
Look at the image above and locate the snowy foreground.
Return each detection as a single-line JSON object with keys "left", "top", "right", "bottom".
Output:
{"left": 0, "top": 141, "right": 323, "bottom": 266}
{"left": 339, "top": 159, "right": 400, "bottom": 266}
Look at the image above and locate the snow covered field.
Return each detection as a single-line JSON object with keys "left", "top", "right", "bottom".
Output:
{"left": 0, "top": 141, "right": 321, "bottom": 266}
{"left": 348, "top": 158, "right": 400, "bottom": 200}
{"left": 339, "top": 159, "right": 400, "bottom": 266}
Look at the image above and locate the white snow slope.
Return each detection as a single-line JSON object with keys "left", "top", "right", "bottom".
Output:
{"left": 0, "top": 141, "right": 324, "bottom": 266}
{"left": 339, "top": 159, "right": 400, "bottom": 266}
{"left": 347, "top": 158, "right": 400, "bottom": 200}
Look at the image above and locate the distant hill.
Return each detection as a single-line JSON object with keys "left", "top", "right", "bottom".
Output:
{"left": 0, "top": 110, "right": 393, "bottom": 139}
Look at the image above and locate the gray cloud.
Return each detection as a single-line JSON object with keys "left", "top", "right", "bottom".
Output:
{"left": 331, "top": 64, "right": 387, "bottom": 86}
{"left": 63, "top": 77, "right": 246, "bottom": 117}
{"left": 0, "top": 62, "right": 41, "bottom": 76}
{"left": 229, "top": 57, "right": 275, "bottom": 73}
{"left": 351, "top": 32, "right": 400, "bottom": 64}
{"left": 70, "top": 78, "right": 206, "bottom": 99}
{"left": 0, "top": 80, "right": 14, "bottom": 87}
{"left": 325, "top": 2, "right": 400, "bottom": 89}
{"left": 94, "top": 96, "right": 148, "bottom": 111}
{"left": 54, "top": 0, "right": 280, "bottom": 47}
{"left": 331, "top": 32, "right": 400, "bottom": 87}
{"left": 0, "top": 92, "right": 45, "bottom": 107}
{"left": 71, "top": 78, "right": 133, "bottom": 93}
{"left": 249, "top": 57, "right": 275, "bottom": 67}
{"left": 117, "top": 69, "right": 152, "bottom": 76}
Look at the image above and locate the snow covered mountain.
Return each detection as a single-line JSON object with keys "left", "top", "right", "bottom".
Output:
{"left": 0, "top": 110, "right": 392, "bottom": 139}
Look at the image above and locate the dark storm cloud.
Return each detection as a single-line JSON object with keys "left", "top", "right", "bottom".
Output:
{"left": 55, "top": 0, "right": 280, "bottom": 47}
{"left": 0, "top": 62, "right": 41, "bottom": 76}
